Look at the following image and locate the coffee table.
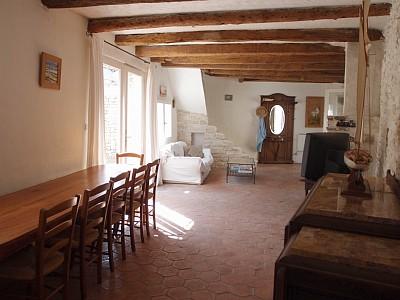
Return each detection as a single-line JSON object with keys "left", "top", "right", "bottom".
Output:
{"left": 226, "top": 157, "right": 256, "bottom": 184}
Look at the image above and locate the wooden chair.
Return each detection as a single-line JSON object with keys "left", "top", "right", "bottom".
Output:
{"left": 72, "top": 182, "right": 113, "bottom": 300}
{"left": 144, "top": 159, "right": 161, "bottom": 235}
{"left": 116, "top": 152, "right": 144, "bottom": 166}
{"left": 124, "top": 165, "right": 147, "bottom": 251}
{"left": 0, "top": 196, "right": 80, "bottom": 300}
{"left": 104, "top": 171, "right": 130, "bottom": 272}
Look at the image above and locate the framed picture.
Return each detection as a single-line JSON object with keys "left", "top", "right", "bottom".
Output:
{"left": 224, "top": 94, "right": 233, "bottom": 101}
{"left": 39, "top": 52, "right": 62, "bottom": 90}
{"left": 159, "top": 85, "right": 167, "bottom": 98}
{"left": 305, "top": 96, "right": 324, "bottom": 128}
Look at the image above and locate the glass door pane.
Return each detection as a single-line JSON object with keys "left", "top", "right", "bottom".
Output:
{"left": 164, "top": 103, "right": 172, "bottom": 138}
{"left": 157, "top": 103, "right": 165, "bottom": 143}
{"left": 103, "top": 63, "right": 121, "bottom": 163}
{"left": 126, "top": 71, "right": 143, "bottom": 153}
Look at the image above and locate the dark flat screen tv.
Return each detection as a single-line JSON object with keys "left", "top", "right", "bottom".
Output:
{"left": 301, "top": 132, "right": 350, "bottom": 182}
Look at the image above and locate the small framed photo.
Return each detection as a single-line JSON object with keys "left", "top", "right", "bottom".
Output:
{"left": 159, "top": 85, "right": 167, "bottom": 98}
{"left": 39, "top": 52, "right": 62, "bottom": 90}
{"left": 224, "top": 94, "right": 233, "bottom": 101}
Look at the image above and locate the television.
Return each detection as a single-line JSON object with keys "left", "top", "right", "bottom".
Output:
{"left": 301, "top": 132, "right": 350, "bottom": 184}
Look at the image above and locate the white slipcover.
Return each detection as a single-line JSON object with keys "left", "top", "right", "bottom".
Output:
{"left": 161, "top": 142, "right": 213, "bottom": 184}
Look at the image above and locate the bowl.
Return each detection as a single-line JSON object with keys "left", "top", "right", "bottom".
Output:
{"left": 344, "top": 149, "right": 372, "bottom": 171}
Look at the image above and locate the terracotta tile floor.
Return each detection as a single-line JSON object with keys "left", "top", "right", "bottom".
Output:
{"left": 3, "top": 164, "right": 305, "bottom": 300}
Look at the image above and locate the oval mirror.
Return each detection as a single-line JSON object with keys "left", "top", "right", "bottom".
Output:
{"left": 269, "top": 105, "right": 285, "bottom": 135}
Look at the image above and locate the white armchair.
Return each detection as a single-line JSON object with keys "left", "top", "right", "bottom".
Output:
{"left": 161, "top": 142, "right": 213, "bottom": 184}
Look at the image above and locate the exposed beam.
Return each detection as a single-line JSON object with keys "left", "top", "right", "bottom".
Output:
{"left": 204, "top": 73, "right": 344, "bottom": 83}
{"left": 42, "top": 0, "right": 199, "bottom": 8}
{"left": 88, "top": 3, "right": 391, "bottom": 33}
{"left": 135, "top": 43, "right": 344, "bottom": 58}
{"left": 239, "top": 77, "right": 343, "bottom": 83}
{"left": 152, "top": 54, "right": 346, "bottom": 64}
{"left": 204, "top": 69, "right": 345, "bottom": 78}
{"left": 161, "top": 62, "right": 345, "bottom": 71}
{"left": 116, "top": 28, "right": 383, "bottom": 45}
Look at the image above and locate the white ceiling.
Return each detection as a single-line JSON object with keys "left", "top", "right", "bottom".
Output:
{"left": 68, "top": 0, "right": 391, "bottom": 34}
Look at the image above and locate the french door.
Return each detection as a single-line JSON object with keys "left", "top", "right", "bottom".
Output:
{"left": 103, "top": 57, "right": 145, "bottom": 163}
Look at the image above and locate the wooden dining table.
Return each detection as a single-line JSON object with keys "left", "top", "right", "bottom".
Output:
{"left": 0, "top": 164, "right": 133, "bottom": 261}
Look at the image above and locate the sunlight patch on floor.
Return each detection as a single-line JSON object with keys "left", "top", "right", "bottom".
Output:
{"left": 154, "top": 203, "right": 195, "bottom": 240}
{"left": 157, "top": 203, "right": 194, "bottom": 230}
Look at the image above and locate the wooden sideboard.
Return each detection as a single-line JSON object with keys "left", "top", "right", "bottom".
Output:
{"left": 285, "top": 173, "right": 400, "bottom": 242}
{"left": 274, "top": 173, "right": 400, "bottom": 300}
{"left": 275, "top": 227, "right": 400, "bottom": 300}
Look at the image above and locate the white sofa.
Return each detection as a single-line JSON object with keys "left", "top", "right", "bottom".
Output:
{"left": 161, "top": 141, "right": 213, "bottom": 184}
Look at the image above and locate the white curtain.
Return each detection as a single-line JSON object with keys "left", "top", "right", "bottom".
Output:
{"left": 87, "top": 35, "right": 105, "bottom": 167}
{"left": 143, "top": 63, "right": 160, "bottom": 163}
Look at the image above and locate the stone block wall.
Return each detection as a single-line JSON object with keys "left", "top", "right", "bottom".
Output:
{"left": 376, "top": 1, "right": 400, "bottom": 177}
{"left": 177, "top": 110, "right": 256, "bottom": 168}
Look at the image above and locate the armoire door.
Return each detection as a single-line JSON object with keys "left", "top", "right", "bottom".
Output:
{"left": 258, "top": 93, "right": 296, "bottom": 164}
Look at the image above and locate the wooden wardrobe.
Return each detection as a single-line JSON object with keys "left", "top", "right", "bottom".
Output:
{"left": 258, "top": 93, "right": 296, "bottom": 164}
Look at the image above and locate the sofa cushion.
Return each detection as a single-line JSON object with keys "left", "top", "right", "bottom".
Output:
{"left": 186, "top": 145, "right": 204, "bottom": 158}
{"left": 171, "top": 141, "right": 187, "bottom": 157}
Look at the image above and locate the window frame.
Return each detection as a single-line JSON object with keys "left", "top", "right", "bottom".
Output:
{"left": 157, "top": 102, "right": 172, "bottom": 143}
{"left": 103, "top": 56, "right": 146, "bottom": 160}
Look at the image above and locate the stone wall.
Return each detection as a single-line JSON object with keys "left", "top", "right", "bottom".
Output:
{"left": 376, "top": 1, "right": 400, "bottom": 177}
{"left": 177, "top": 110, "right": 209, "bottom": 144}
{"left": 177, "top": 110, "right": 256, "bottom": 167}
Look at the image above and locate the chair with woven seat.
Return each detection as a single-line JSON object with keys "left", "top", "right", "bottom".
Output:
{"left": 125, "top": 165, "right": 147, "bottom": 251}
{"left": 104, "top": 171, "right": 130, "bottom": 272}
{"left": 144, "top": 159, "right": 160, "bottom": 235}
{"left": 0, "top": 196, "right": 80, "bottom": 300}
{"left": 72, "top": 182, "right": 113, "bottom": 300}
{"left": 116, "top": 152, "right": 144, "bottom": 166}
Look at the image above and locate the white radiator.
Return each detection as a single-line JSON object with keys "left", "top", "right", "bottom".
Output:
{"left": 297, "top": 134, "right": 307, "bottom": 152}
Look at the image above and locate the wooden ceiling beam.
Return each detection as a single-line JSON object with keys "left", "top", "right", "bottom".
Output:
{"left": 116, "top": 28, "right": 383, "bottom": 45}
{"left": 42, "top": 0, "right": 199, "bottom": 8}
{"left": 152, "top": 54, "right": 345, "bottom": 64}
{"left": 239, "top": 77, "right": 343, "bottom": 83}
{"left": 204, "top": 69, "right": 344, "bottom": 77}
{"left": 204, "top": 73, "right": 344, "bottom": 83}
{"left": 135, "top": 43, "right": 344, "bottom": 57}
{"left": 161, "top": 62, "right": 345, "bottom": 71}
{"left": 88, "top": 3, "right": 391, "bottom": 33}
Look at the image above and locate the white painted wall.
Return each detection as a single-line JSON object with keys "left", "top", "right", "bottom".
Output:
{"left": 344, "top": 41, "right": 384, "bottom": 175}
{"left": 203, "top": 75, "right": 343, "bottom": 163}
{"left": 167, "top": 68, "right": 207, "bottom": 114}
{"left": 0, "top": 0, "right": 89, "bottom": 195}
{"left": 344, "top": 41, "right": 384, "bottom": 119}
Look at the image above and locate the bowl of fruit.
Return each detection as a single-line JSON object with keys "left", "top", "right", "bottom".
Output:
{"left": 344, "top": 149, "right": 373, "bottom": 171}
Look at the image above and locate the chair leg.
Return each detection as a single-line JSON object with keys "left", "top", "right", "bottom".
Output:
{"left": 35, "top": 275, "right": 45, "bottom": 300}
{"left": 145, "top": 203, "right": 150, "bottom": 237}
{"left": 152, "top": 198, "right": 156, "bottom": 230}
{"left": 79, "top": 248, "right": 87, "bottom": 300}
{"left": 96, "top": 239, "right": 103, "bottom": 284}
{"left": 106, "top": 226, "right": 114, "bottom": 272}
{"left": 129, "top": 213, "right": 136, "bottom": 252}
{"left": 120, "top": 220, "right": 126, "bottom": 260}
{"left": 63, "top": 257, "right": 70, "bottom": 300}
{"left": 139, "top": 207, "right": 144, "bottom": 243}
